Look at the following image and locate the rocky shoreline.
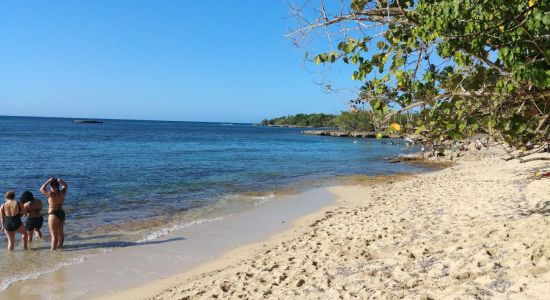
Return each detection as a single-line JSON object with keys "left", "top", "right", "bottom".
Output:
{"left": 301, "top": 129, "right": 402, "bottom": 139}
{"left": 256, "top": 124, "right": 336, "bottom": 129}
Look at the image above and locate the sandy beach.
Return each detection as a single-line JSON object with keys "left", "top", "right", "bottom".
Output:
{"left": 4, "top": 0, "right": 548, "bottom": 298}
{"left": 104, "top": 146, "right": 550, "bottom": 299}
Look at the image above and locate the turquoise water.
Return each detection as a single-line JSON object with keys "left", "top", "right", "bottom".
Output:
{"left": 0, "top": 116, "right": 428, "bottom": 289}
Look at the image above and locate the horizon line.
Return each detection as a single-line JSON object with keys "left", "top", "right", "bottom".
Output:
{"left": 0, "top": 114, "right": 258, "bottom": 124}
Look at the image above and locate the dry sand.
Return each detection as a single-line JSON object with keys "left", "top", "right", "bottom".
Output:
{"left": 112, "top": 147, "right": 550, "bottom": 299}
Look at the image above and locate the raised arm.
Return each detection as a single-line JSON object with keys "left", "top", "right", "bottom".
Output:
{"left": 58, "top": 178, "right": 68, "bottom": 194}
{"left": 40, "top": 177, "right": 53, "bottom": 196}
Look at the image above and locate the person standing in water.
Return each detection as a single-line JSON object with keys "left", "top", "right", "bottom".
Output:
{"left": 21, "top": 191, "right": 43, "bottom": 242}
{"left": 1, "top": 190, "right": 28, "bottom": 251}
{"left": 40, "top": 177, "right": 68, "bottom": 251}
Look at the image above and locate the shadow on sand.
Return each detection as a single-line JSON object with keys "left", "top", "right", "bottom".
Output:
{"left": 32, "top": 236, "right": 185, "bottom": 252}
{"left": 521, "top": 201, "right": 550, "bottom": 217}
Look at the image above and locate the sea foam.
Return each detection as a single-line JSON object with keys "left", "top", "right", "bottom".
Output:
{"left": 0, "top": 254, "right": 93, "bottom": 291}
{"left": 137, "top": 216, "right": 227, "bottom": 243}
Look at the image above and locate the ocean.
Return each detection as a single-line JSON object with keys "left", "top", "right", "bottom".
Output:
{"left": 0, "top": 116, "right": 429, "bottom": 291}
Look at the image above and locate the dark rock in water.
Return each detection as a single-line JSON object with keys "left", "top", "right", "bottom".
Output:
{"left": 301, "top": 130, "right": 400, "bottom": 138}
{"left": 73, "top": 120, "right": 103, "bottom": 124}
{"left": 386, "top": 154, "right": 425, "bottom": 164}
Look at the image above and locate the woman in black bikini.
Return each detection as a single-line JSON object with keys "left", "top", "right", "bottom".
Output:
{"left": 40, "top": 177, "right": 68, "bottom": 251}
{"left": 21, "top": 191, "right": 43, "bottom": 242}
{"left": 1, "top": 190, "right": 28, "bottom": 251}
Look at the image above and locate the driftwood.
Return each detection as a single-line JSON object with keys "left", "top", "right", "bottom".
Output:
{"left": 501, "top": 142, "right": 549, "bottom": 162}
{"left": 520, "top": 157, "right": 550, "bottom": 163}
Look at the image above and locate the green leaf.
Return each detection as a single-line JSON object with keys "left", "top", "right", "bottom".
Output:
{"left": 351, "top": 0, "right": 367, "bottom": 12}
{"left": 415, "top": 125, "right": 426, "bottom": 134}
{"left": 445, "top": 122, "right": 456, "bottom": 130}
{"left": 314, "top": 55, "right": 322, "bottom": 64}
{"left": 328, "top": 51, "right": 337, "bottom": 63}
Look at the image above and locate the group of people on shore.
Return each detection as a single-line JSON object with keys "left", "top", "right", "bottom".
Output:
{"left": 1, "top": 177, "right": 67, "bottom": 251}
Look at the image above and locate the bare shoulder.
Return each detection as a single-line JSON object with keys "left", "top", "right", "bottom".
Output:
{"left": 36, "top": 199, "right": 43, "bottom": 209}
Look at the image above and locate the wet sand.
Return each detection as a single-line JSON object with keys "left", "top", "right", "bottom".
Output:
{"left": 1, "top": 188, "right": 335, "bottom": 299}
{"left": 113, "top": 147, "right": 550, "bottom": 299}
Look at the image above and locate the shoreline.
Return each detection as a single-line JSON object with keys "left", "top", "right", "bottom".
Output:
{"left": 95, "top": 173, "right": 422, "bottom": 300}
{"left": 113, "top": 147, "right": 549, "bottom": 299}
{"left": 94, "top": 192, "right": 342, "bottom": 300}
{"left": 0, "top": 170, "right": 434, "bottom": 298}
{"left": 1, "top": 187, "right": 338, "bottom": 299}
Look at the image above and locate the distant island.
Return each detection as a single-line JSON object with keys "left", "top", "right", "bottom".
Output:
{"left": 73, "top": 120, "right": 103, "bottom": 124}
{"left": 260, "top": 113, "right": 337, "bottom": 128}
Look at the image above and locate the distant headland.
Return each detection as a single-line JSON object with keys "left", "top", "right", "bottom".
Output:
{"left": 259, "top": 113, "right": 337, "bottom": 128}
{"left": 259, "top": 112, "right": 409, "bottom": 139}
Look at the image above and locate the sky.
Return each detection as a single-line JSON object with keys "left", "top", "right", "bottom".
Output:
{"left": 0, "top": 0, "right": 358, "bottom": 123}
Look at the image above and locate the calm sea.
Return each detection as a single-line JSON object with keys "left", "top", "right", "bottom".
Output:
{"left": 0, "top": 116, "right": 428, "bottom": 290}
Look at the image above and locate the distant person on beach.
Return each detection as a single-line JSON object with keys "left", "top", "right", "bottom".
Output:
{"left": 1, "top": 190, "right": 28, "bottom": 251}
{"left": 20, "top": 191, "right": 43, "bottom": 242}
{"left": 40, "top": 177, "right": 68, "bottom": 251}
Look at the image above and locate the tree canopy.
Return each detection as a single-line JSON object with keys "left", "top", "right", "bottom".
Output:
{"left": 289, "top": 0, "right": 549, "bottom": 151}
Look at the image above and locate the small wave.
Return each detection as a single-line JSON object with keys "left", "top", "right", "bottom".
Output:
{"left": 251, "top": 193, "right": 275, "bottom": 206}
{"left": 251, "top": 193, "right": 275, "bottom": 200}
{"left": 0, "top": 254, "right": 93, "bottom": 291}
{"left": 137, "top": 217, "right": 227, "bottom": 243}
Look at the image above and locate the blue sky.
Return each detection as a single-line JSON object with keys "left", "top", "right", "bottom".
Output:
{"left": 0, "top": 0, "right": 358, "bottom": 122}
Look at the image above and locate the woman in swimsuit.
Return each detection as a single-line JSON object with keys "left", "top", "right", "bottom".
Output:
{"left": 0, "top": 190, "right": 28, "bottom": 251}
{"left": 21, "top": 191, "right": 43, "bottom": 242}
{"left": 40, "top": 177, "right": 68, "bottom": 251}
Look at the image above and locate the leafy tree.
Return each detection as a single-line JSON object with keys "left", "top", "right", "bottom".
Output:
{"left": 289, "top": 0, "right": 549, "bottom": 151}
{"left": 335, "top": 111, "right": 376, "bottom": 131}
